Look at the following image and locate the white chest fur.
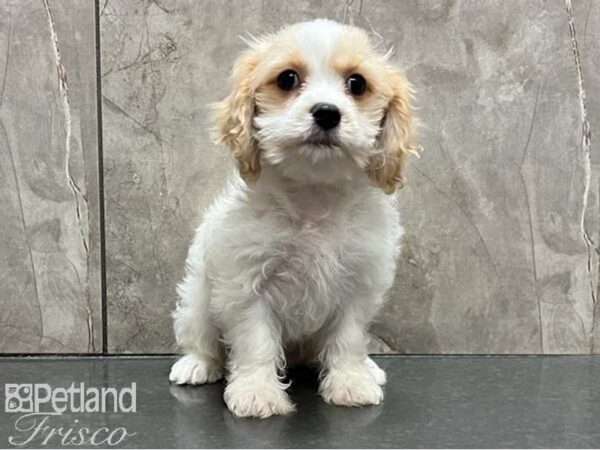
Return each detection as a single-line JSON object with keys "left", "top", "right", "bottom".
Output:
{"left": 203, "top": 175, "right": 402, "bottom": 343}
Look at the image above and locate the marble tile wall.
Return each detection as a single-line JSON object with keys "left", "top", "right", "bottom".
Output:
{"left": 0, "top": 0, "right": 101, "bottom": 352}
{"left": 0, "top": 0, "right": 102, "bottom": 353}
{"left": 0, "top": 0, "right": 597, "bottom": 353}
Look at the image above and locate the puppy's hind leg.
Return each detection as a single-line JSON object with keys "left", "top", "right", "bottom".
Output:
{"left": 170, "top": 269, "right": 223, "bottom": 385}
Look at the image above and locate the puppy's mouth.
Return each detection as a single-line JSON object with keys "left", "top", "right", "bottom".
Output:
{"left": 302, "top": 133, "right": 338, "bottom": 148}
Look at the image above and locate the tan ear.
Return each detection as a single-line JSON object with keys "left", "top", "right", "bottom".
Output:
{"left": 214, "top": 50, "right": 261, "bottom": 183}
{"left": 367, "top": 70, "right": 417, "bottom": 194}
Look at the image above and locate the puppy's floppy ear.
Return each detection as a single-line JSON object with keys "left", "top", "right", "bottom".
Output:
{"left": 214, "top": 50, "right": 261, "bottom": 183}
{"left": 367, "top": 69, "right": 418, "bottom": 194}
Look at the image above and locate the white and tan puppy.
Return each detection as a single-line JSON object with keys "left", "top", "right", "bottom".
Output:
{"left": 170, "top": 19, "right": 417, "bottom": 419}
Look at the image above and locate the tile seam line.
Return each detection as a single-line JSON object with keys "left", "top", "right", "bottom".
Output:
{"left": 94, "top": 0, "right": 108, "bottom": 355}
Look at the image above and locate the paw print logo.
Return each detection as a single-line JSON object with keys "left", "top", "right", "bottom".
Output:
{"left": 5, "top": 384, "right": 33, "bottom": 413}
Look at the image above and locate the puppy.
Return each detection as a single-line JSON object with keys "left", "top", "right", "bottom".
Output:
{"left": 170, "top": 19, "right": 417, "bottom": 419}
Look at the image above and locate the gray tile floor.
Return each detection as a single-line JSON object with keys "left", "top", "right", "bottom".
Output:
{"left": 0, "top": 356, "right": 599, "bottom": 448}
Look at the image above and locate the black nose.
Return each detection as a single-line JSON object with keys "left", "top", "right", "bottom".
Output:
{"left": 311, "top": 103, "right": 341, "bottom": 130}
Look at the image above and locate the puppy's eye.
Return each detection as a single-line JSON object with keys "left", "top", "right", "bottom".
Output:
{"left": 277, "top": 69, "right": 300, "bottom": 91}
{"left": 346, "top": 73, "right": 367, "bottom": 96}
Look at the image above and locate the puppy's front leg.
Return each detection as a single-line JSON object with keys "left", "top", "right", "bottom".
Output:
{"left": 318, "top": 313, "right": 384, "bottom": 407}
{"left": 223, "top": 301, "right": 294, "bottom": 418}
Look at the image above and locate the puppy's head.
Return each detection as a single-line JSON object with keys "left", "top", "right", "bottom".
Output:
{"left": 215, "top": 19, "right": 417, "bottom": 193}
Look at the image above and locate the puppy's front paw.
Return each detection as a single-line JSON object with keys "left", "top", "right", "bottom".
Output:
{"left": 169, "top": 354, "right": 223, "bottom": 385}
{"left": 320, "top": 367, "right": 384, "bottom": 407}
{"left": 224, "top": 377, "right": 295, "bottom": 419}
{"left": 365, "top": 357, "right": 387, "bottom": 386}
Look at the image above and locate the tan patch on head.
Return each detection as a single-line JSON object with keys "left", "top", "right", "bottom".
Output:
{"left": 331, "top": 54, "right": 364, "bottom": 77}
{"left": 256, "top": 50, "right": 309, "bottom": 110}
{"left": 262, "top": 50, "right": 309, "bottom": 86}
{"left": 331, "top": 30, "right": 390, "bottom": 104}
{"left": 332, "top": 57, "right": 389, "bottom": 103}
